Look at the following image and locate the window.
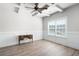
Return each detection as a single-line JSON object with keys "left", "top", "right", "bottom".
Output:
{"left": 48, "top": 17, "right": 67, "bottom": 37}
{"left": 48, "top": 21, "right": 56, "bottom": 35}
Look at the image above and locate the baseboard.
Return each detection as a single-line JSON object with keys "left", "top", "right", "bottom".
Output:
{"left": 0, "top": 39, "right": 43, "bottom": 49}
{"left": 44, "top": 39, "right": 79, "bottom": 51}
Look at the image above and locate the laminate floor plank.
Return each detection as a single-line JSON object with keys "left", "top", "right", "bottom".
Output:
{"left": 0, "top": 40, "right": 78, "bottom": 56}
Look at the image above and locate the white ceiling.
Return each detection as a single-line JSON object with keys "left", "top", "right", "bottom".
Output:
{"left": 56, "top": 3, "right": 76, "bottom": 9}
{"left": 36, "top": 3, "right": 76, "bottom": 17}
{"left": 24, "top": 3, "right": 76, "bottom": 17}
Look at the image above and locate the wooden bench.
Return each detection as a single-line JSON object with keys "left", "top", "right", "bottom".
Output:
{"left": 18, "top": 34, "right": 33, "bottom": 45}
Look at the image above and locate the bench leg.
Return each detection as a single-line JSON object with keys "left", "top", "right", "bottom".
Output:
{"left": 32, "top": 38, "right": 33, "bottom": 43}
{"left": 18, "top": 39, "right": 20, "bottom": 45}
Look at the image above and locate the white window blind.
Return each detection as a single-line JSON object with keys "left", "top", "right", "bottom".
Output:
{"left": 48, "top": 16, "right": 67, "bottom": 37}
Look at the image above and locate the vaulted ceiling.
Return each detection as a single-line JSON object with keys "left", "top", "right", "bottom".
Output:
{"left": 15, "top": 3, "right": 76, "bottom": 17}
{"left": 36, "top": 3, "right": 76, "bottom": 17}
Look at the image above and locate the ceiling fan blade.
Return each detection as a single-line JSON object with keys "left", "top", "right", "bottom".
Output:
{"left": 32, "top": 11, "right": 38, "bottom": 16}
{"left": 42, "top": 5, "right": 49, "bottom": 9}
{"left": 25, "top": 7, "right": 34, "bottom": 9}
{"left": 39, "top": 8, "right": 47, "bottom": 9}
{"left": 31, "top": 9, "right": 36, "bottom": 13}
{"left": 37, "top": 9, "right": 42, "bottom": 13}
{"left": 37, "top": 5, "right": 49, "bottom": 13}
{"left": 38, "top": 4, "right": 49, "bottom": 12}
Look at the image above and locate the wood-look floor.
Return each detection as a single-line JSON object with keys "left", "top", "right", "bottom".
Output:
{"left": 0, "top": 40, "right": 79, "bottom": 56}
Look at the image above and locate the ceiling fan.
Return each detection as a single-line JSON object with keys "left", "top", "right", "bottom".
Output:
{"left": 14, "top": 3, "right": 56, "bottom": 16}
{"left": 25, "top": 3, "right": 49, "bottom": 16}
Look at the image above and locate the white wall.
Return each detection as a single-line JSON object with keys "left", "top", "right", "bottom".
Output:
{"left": 0, "top": 3, "right": 42, "bottom": 48}
{"left": 43, "top": 4, "right": 79, "bottom": 50}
